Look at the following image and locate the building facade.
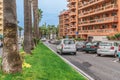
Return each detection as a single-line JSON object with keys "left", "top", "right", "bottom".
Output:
{"left": 0, "top": 0, "right": 3, "bottom": 35}
{"left": 59, "top": 0, "right": 120, "bottom": 40}
{"left": 59, "top": 10, "right": 69, "bottom": 38}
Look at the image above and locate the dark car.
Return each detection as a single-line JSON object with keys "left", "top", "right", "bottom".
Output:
{"left": 84, "top": 41, "right": 100, "bottom": 53}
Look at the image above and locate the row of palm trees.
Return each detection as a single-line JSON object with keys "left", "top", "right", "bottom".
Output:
{"left": 2, "top": 0, "right": 41, "bottom": 73}
{"left": 40, "top": 23, "right": 59, "bottom": 39}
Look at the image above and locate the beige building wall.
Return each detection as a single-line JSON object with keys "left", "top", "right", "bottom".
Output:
{"left": 0, "top": 0, "right": 3, "bottom": 35}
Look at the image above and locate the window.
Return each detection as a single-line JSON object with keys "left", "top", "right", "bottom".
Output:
{"left": 64, "top": 40, "right": 75, "bottom": 44}
{"left": 112, "top": 24, "right": 117, "bottom": 28}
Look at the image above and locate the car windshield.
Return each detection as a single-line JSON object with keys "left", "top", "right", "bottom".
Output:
{"left": 99, "top": 42, "right": 112, "bottom": 46}
{"left": 64, "top": 40, "right": 75, "bottom": 45}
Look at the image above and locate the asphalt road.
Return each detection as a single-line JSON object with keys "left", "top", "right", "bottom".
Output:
{"left": 44, "top": 41, "right": 120, "bottom": 80}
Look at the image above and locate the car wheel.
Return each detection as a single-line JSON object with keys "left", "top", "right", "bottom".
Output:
{"left": 74, "top": 52, "right": 76, "bottom": 55}
{"left": 97, "top": 54, "right": 101, "bottom": 56}
{"left": 114, "top": 52, "right": 117, "bottom": 58}
{"left": 60, "top": 50, "right": 63, "bottom": 55}
{"left": 56, "top": 51, "right": 59, "bottom": 53}
{"left": 85, "top": 51, "right": 89, "bottom": 53}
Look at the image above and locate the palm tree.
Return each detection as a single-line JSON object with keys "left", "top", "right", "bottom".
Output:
{"left": 32, "top": 0, "right": 39, "bottom": 40}
{"left": 2, "top": 0, "right": 22, "bottom": 73}
{"left": 38, "top": 9, "right": 43, "bottom": 24}
{"left": 38, "top": 9, "right": 43, "bottom": 38}
{"left": 29, "top": 0, "right": 34, "bottom": 50}
{"left": 24, "top": 0, "right": 32, "bottom": 53}
{"left": 18, "top": 26, "right": 23, "bottom": 39}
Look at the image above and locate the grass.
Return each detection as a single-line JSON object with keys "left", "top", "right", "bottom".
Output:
{"left": 0, "top": 43, "right": 87, "bottom": 80}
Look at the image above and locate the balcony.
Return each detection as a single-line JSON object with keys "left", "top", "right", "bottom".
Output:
{"left": 70, "top": 0, "right": 76, "bottom": 3}
{"left": 78, "top": 29, "right": 118, "bottom": 36}
{"left": 79, "top": 16, "right": 118, "bottom": 26}
{"left": 70, "top": 18, "right": 76, "bottom": 22}
{"left": 70, "top": 25, "right": 76, "bottom": 28}
{"left": 69, "top": 31, "right": 76, "bottom": 35}
{"left": 79, "top": 0, "right": 104, "bottom": 10}
{"left": 80, "top": 4, "right": 118, "bottom": 18}
{"left": 70, "top": 5, "right": 76, "bottom": 10}
{"left": 64, "top": 16, "right": 69, "bottom": 19}
{"left": 64, "top": 21, "right": 69, "bottom": 24}
{"left": 70, "top": 12, "right": 76, "bottom": 16}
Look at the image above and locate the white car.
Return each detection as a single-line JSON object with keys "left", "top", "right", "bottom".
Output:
{"left": 56, "top": 39, "right": 76, "bottom": 55}
{"left": 41, "top": 38, "right": 46, "bottom": 42}
{"left": 97, "top": 41, "right": 120, "bottom": 57}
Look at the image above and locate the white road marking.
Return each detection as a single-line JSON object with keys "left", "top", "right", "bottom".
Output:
{"left": 113, "top": 59, "right": 119, "bottom": 63}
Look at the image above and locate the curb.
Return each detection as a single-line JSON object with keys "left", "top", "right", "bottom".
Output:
{"left": 44, "top": 43, "right": 95, "bottom": 80}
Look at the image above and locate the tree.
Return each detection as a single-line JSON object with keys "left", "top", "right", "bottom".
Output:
{"left": 24, "top": 0, "right": 32, "bottom": 53}
{"left": 38, "top": 9, "right": 43, "bottom": 38}
{"left": 18, "top": 26, "right": 23, "bottom": 38}
{"left": 32, "top": 0, "right": 39, "bottom": 40}
{"left": 38, "top": 9, "right": 43, "bottom": 24}
{"left": 2, "top": 0, "right": 22, "bottom": 73}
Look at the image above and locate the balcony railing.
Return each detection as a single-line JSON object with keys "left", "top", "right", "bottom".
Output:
{"left": 79, "top": 0, "right": 104, "bottom": 9}
{"left": 70, "top": 18, "right": 76, "bottom": 22}
{"left": 79, "top": 29, "right": 118, "bottom": 35}
{"left": 70, "top": 0, "right": 76, "bottom": 3}
{"left": 64, "top": 16, "right": 69, "bottom": 19}
{"left": 70, "top": 12, "right": 76, "bottom": 16}
{"left": 70, "top": 25, "right": 76, "bottom": 28}
{"left": 81, "top": 4, "right": 118, "bottom": 17}
{"left": 79, "top": 16, "right": 118, "bottom": 26}
{"left": 70, "top": 5, "right": 76, "bottom": 9}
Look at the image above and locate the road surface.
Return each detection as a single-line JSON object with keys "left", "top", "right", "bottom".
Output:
{"left": 44, "top": 41, "right": 120, "bottom": 80}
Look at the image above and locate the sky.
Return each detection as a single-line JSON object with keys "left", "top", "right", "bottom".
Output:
{"left": 16, "top": 0, "right": 67, "bottom": 27}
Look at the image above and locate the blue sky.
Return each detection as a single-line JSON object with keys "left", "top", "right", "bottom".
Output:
{"left": 16, "top": 0, "right": 67, "bottom": 27}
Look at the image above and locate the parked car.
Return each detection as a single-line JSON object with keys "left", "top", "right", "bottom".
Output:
{"left": 84, "top": 41, "right": 100, "bottom": 53}
{"left": 56, "top": 39, "right": 76, "bottom": 55}
{"left": 0, "top": 41, "right": 3, "bottom": 47}
{"left": 49, "top": 39, "right": 56, "bottom": 44}
{"left": 76, "top": 41, "right": 86, "bottom": 51}
{"left": 41, "top": 37, "right": 46, "bottom": 42}
{"left": 97, "top": 41, "right": 120, "bottom": 57}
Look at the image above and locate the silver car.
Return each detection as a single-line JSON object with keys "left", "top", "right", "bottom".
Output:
{"left": 97, "top": 41, "right": 120, "bottom": 57}
{"left": 57, "top": 39, "right": 76, "bottom": 55}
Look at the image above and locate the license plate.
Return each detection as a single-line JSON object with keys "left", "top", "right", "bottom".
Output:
{"left": 101, "top": 50, "right": 108, "bottom": 52}
{"left": 65, "top": 47, "right": 70, "bottom": 49}
{"left": 87, "top": 46, "right": 90, "bottom": 48}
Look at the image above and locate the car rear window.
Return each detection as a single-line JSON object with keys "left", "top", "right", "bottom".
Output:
{"left": 77, "top": 42, "right": 84, "bottom": 45}
{"left": 64, "top": 40, "right": 75, "bottom": 45}
{"left": 99, "top": 42, "right": 112, "bottom": 46}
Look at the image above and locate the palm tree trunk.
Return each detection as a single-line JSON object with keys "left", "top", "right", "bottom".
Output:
{"left": 29, "top": 0, "right": 34, "bottom": 50}
{"left": 33, "top": 0, "right": 39, "bottom": 40}
{"left": 2, "top": 0, "right": 22, "bottom": 73}
{"left": 24, "top": 0, "right": 32, "bottom": 53}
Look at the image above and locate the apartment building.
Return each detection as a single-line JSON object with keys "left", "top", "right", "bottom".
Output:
{"left": 59, "top": 10, "right": 69, "bottom": 38}
{"left": 0, "top": 0, "right": 3, "bottom": 35}
{"left": 59, "top": 0, "right": 120, "bottom": 40}
{"left": 78, "top": 0, "right": 120, "bottom": 39}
